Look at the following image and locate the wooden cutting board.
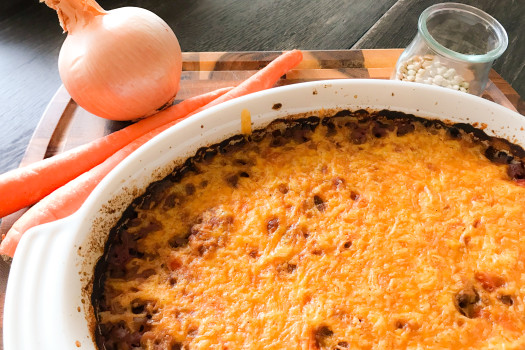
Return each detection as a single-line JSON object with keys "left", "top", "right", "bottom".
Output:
{"left": 0, "top": 49, "right": 523, "bottom": 236}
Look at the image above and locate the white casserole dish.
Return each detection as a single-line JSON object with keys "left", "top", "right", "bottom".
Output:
{"left": 4, "top": 79, "right": 525, "bottom": 349}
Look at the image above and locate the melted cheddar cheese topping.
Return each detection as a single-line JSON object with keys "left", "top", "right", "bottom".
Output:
{"left": 96, "top": 113, "right": 525, "bottom": 350}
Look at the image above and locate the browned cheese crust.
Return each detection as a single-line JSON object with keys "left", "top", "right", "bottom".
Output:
{"left": 93, "top": 110, "right": 525, "bottom": 350}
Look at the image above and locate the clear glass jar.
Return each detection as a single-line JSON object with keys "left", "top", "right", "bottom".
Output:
{"left": 392, "top": 3, "right": 508, "bottom": 95}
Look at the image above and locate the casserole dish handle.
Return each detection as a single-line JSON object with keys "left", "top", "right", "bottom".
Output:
{"left": 4, "top": 216, "right": 94, "bottom": 349}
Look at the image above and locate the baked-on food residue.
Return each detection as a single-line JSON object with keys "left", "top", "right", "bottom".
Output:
{"left": 92, "top": 109, "right": 525, "bottom": 349}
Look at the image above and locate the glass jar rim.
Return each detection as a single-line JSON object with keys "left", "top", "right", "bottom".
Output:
{"left": 418, "top": 2, "right": 508, "bottom": 63}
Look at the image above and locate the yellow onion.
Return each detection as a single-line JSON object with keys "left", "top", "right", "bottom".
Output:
{"left": 43, "top": 0, "right": 182, "bottom": 121}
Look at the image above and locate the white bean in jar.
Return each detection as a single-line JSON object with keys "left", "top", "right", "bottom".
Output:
{"left": 396, "top": 55, "right": 470, "bottom": 93}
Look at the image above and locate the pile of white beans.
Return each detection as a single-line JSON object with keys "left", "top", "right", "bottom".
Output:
{"left": 396, "top": 55, "right": 470, "bottom": 93}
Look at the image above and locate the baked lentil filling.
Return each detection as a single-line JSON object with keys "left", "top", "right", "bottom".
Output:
{"left": 93, "top": 110, "right": 525, "bottom": 350}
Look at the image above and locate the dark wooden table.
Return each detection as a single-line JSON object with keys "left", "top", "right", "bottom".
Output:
{"left": 0, "top": 0, "right": 524, "bottom": 348}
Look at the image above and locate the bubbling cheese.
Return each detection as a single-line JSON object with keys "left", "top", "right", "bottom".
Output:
{"left": 94, "top": 111, "right": 525, "bottom": 350}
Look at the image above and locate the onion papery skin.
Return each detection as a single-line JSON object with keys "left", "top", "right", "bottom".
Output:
{"left": 58, "top": 7, "right": 182, "bottom": 121}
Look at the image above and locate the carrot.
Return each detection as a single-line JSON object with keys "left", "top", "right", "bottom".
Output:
{"left": 0, "top": 87, "right": 232, "bottom": 218}
{"left": 194, "top": 50, "right": 303, "bottom": 112}
{"left": 0, "top": 50, "right": 304, "bottom": 257}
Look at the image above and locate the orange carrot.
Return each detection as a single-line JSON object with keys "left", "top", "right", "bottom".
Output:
{"left": 194, "top": 50, "right": 303, "bottom": 112}
{"left": 0, "top": 50, "right": 304, "bottom": 257}
{"left": 0, "top": 87, "right": 232, "bottom": 218}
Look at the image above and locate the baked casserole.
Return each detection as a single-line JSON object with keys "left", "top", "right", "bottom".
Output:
{"left": 93, "top": 109, "right": 525, "bottom": 349}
